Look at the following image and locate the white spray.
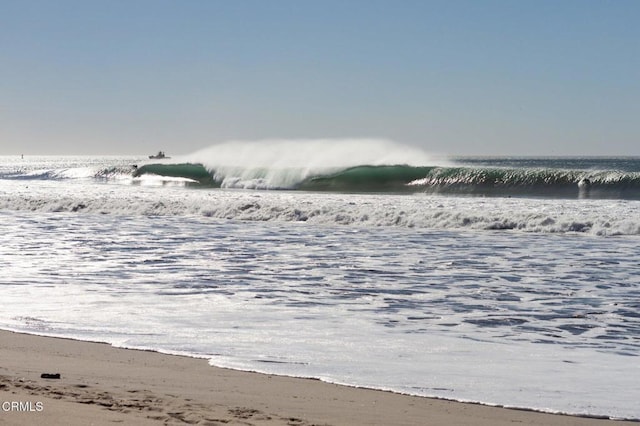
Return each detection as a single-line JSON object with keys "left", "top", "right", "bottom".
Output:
{"left": 182, "top": 138, "right": 442, "bottom": 189}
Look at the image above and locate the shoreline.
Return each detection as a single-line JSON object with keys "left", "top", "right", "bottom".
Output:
{"left": 0, "top": 329, "right": 636, "bottom": 425}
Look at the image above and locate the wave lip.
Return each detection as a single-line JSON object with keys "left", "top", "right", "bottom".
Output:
{"left": 185, "top": 138, "right": 439, "bottom": 168}
{"left": 176, "top": 138, "right": 443, "bottom": 189}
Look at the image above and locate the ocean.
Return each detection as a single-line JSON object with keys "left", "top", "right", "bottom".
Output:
{"left": 1, "top": 140, "right": 639, "bottom": 420}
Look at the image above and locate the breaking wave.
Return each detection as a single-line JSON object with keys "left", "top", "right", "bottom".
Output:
{"left": 128, "top": 139, "right": 640, "bottom": 199}
{"left": 132, "top": 163, "right": 640, "bottom": 200}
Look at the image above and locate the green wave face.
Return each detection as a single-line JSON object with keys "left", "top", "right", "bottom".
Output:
{"left": 298, "top": 165, "right": 436, "bottom": 192}
{"left": 299, "top": 165, "right": 640, "bottom": 198}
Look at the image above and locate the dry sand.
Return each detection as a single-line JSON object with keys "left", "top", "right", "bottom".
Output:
{"left": 0, "top": 329, "right": 635, "bottom": 425}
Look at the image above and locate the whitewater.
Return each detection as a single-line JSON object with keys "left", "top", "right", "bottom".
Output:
{"left": 1, "top": 140, "right": 639, "bottom": 420}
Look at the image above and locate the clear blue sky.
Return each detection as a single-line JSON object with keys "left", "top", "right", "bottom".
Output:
{"left": 1, "top": 0, "right": 638, "bottom": 156}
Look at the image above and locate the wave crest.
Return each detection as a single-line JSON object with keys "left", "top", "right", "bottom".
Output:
{"left": 179, "top": 138, "right": 441, "bottom": 189}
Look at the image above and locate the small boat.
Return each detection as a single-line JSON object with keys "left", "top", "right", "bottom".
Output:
{"left": 149, "top": 151, "right": 170, "bottom": 159}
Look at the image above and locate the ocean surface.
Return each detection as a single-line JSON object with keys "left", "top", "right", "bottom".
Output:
{"left": 1, "top": 140, "right": 639, "bottom": 420}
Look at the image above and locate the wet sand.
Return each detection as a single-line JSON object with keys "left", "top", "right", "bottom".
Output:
{"left": 0, "top": 330, "right": 635, "bottom": 425}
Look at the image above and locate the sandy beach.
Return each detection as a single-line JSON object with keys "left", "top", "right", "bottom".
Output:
{"left": 0, "top": 330, "right": 635, "bottom": 425}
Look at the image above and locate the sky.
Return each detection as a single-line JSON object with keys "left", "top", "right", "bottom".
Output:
{"left": 1, "top": 0, "right": 639, "bottom": 156}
